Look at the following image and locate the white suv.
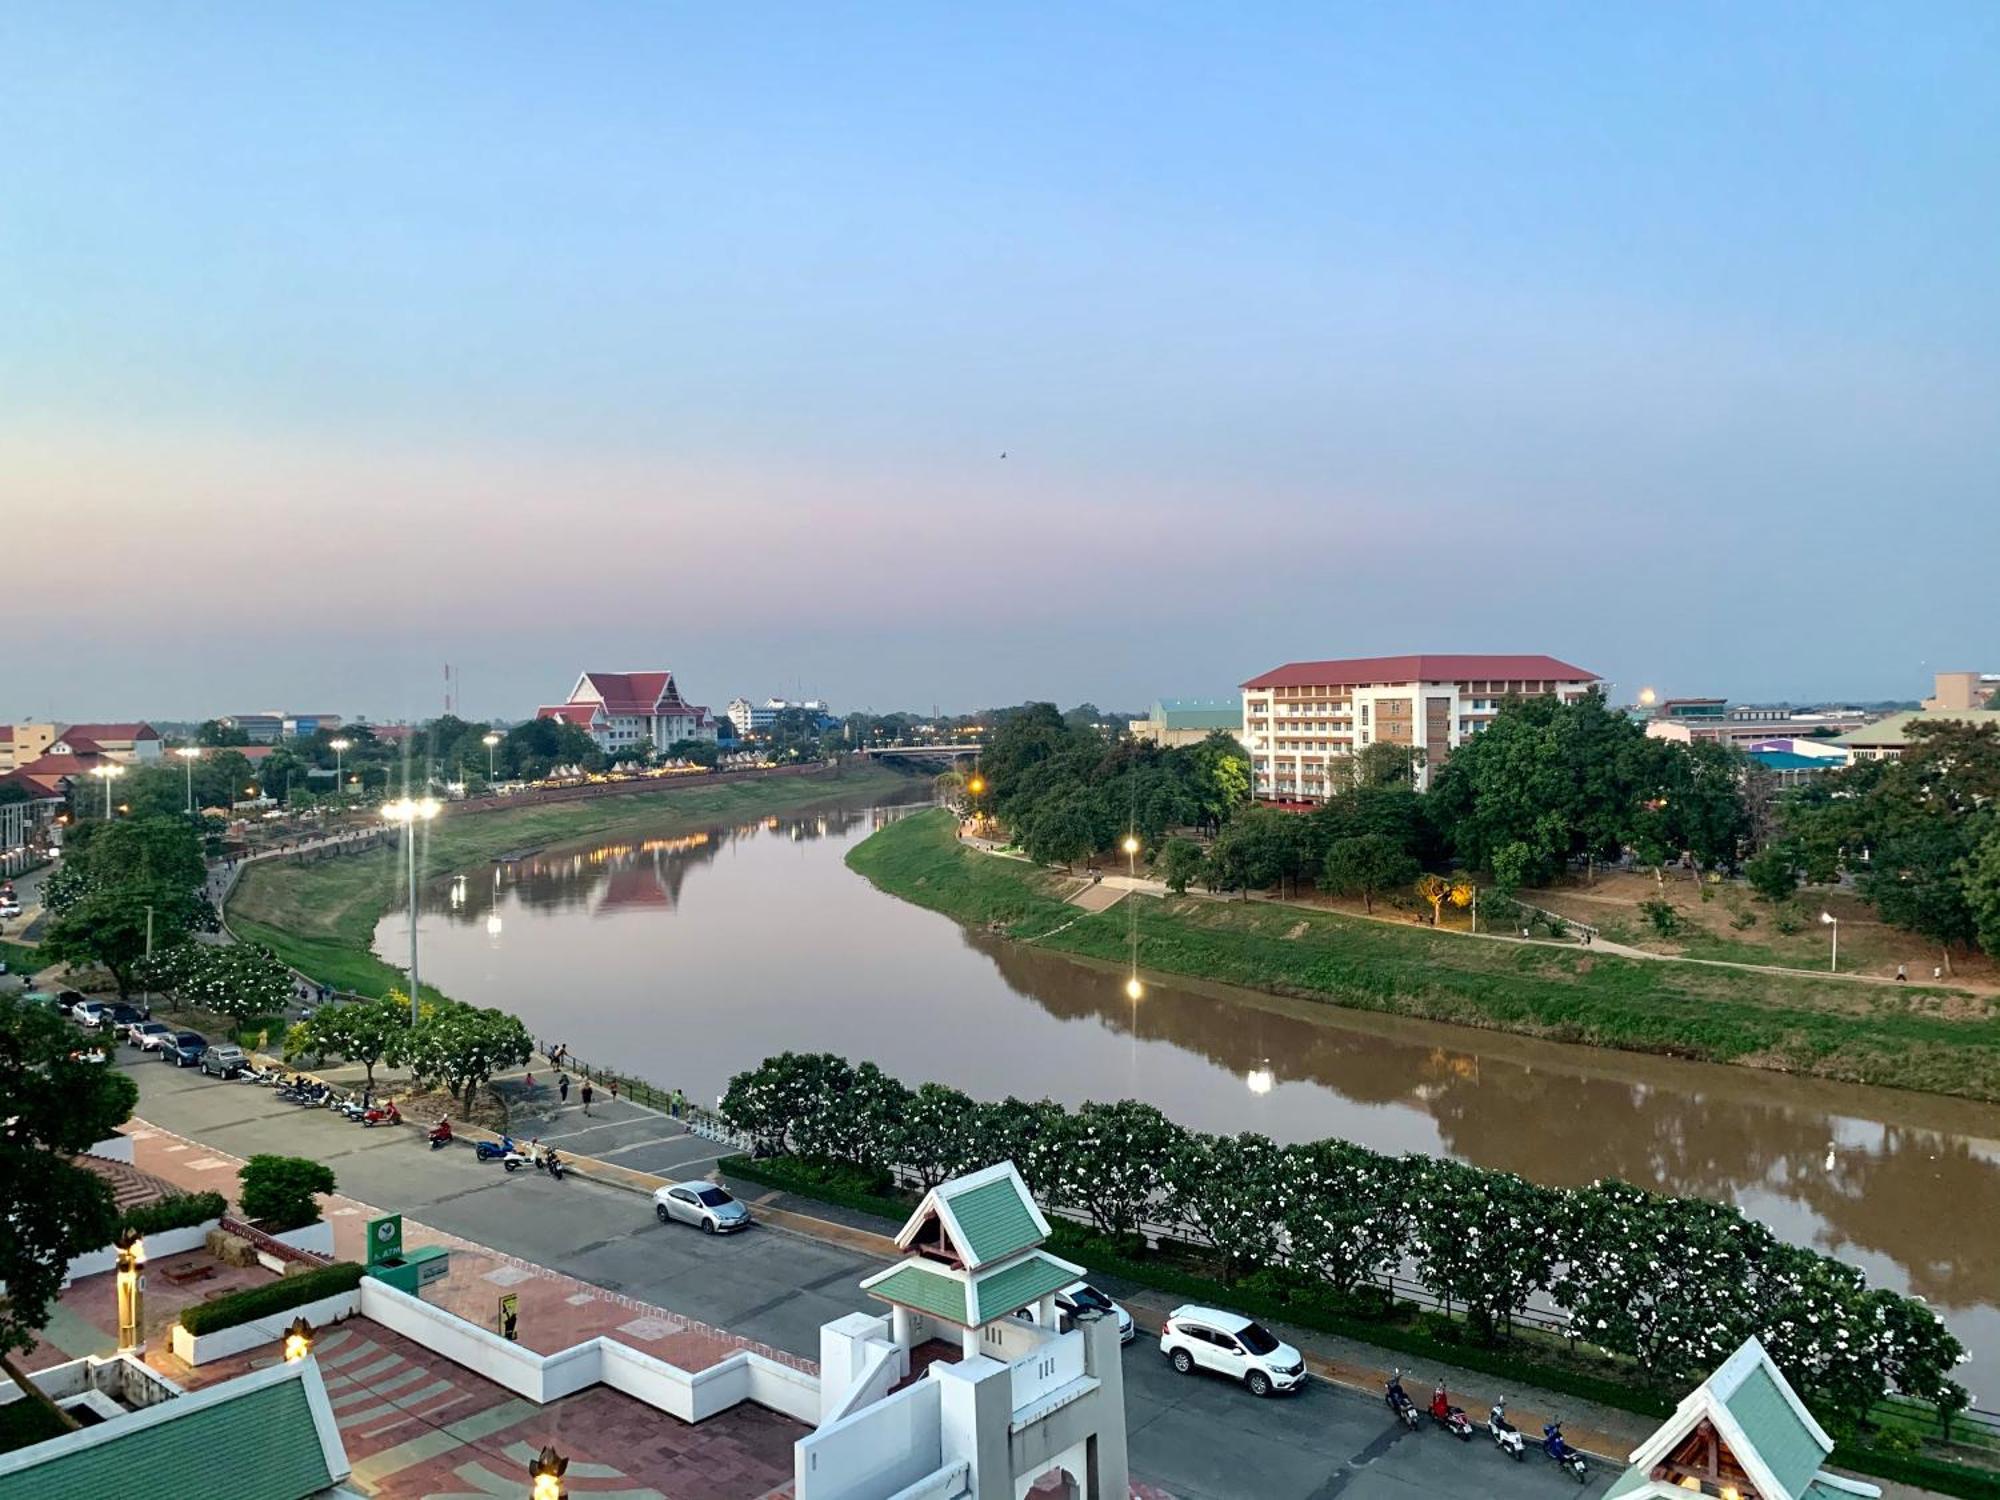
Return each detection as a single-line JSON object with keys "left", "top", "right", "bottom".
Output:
{"left": 1159, "top": 1305, "right": 1306, "bottom": 1397}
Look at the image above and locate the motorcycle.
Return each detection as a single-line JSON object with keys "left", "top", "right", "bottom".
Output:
{"left": 330, "top": 1093, "right": 370, "bottom": 1120}
{"left": 427, "top": 1120, "right": 454, "bottom": 1151}
{"left": 1385, "top": 1370, "right": 1421, "bottom": 1432}
{"left": 474, "top": 1135, "right": 529, "bottom": 1171}
{"left": 1542, "top": 1421, "right": 1588, "bottom": 1483}
{"left": 1429, "top": 1383, "right": 1474, "bottom": 1441}
{"left": 1488, "top": 1399, "right": 1524, "bottom": 1460}
{"left": 279, "top": 1081, "right": 328, "bottom": 1105}
{"left": 536, "top": 1146, "right": 566, "bottom": 1181}
{"left": 361, "top": 1101, "right": 402, "bottom": 1128}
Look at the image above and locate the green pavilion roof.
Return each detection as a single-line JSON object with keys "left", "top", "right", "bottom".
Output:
{"left": 862, "top": 1249, "right": 1086, "bottom": 1329}
{"left": 894, "top": 1161, "right": 1051, "bottom": 1272}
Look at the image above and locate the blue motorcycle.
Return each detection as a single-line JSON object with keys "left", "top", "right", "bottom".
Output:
{"left": 1542, "top": 1421, "right": 1588, "bottom": 1483}
{"left": 474, "top": 1135, "right": 526, "bottom": 1171}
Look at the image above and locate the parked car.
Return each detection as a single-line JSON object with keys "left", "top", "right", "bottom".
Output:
{"left": 199, "top": 1044, "right": 248, "bottom": 1078}
{"left": 128, "top": 1020, "right": 174, "bottom": 1051}
{"left": 166, "top": 1032, "right": 208, "bottom": 1067}
{"left": 0, "top": 897, "right": 22, "bottom": 919}
{"left": 1159, "top": 1306, "right": 1306, "bottom": 1398}
{"left": 101, "top": 1003, "right": 148, "bottom": 1030}
{"left": 59, "top": 990, "right": 92, "bottom": 1016}
{"left": 71, "top": 999, "right": 113, "bottom": 1028}
{"left": 652, "top": 1181, "right": 751, "bottom": 1234}
{"left": 1014, "top": 1281, "right": 1136, "bottom": 1344}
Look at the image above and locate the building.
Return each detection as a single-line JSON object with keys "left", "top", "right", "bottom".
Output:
{"left": 1832, "top": 708, "right": 2000, "bottom": 762}
{"left": 1602, "top": 1335, "right": 1878, "bottom": 1500}
{"left": 219, "top": 713, "right": 342, "bottom": 743}
{"left": 1645, "top": 698, "right": 1729, "bottom": 741}
{"left": 537, "top": 671, "right": 718, "bottom": 754}
{"left": 0, "top": 722, "right": 159, "bottom": 771}
{"left": 1924, "top": 670, "right": 2000, "bottom": 712}
{"left": 1746, "top": 738, "right": 1849, "bottom": 786}
{"left": 1127, "top": 697, "right": 1244, "bottom": 748}
{"left": 727, "top": 697, "right": 836, "bottom": 737}
{"left": 1646, "top": 702, "right": 1877, "bottom": 747}
{"left": 1240, "top": 653, "right": 1600, "bottom": 799}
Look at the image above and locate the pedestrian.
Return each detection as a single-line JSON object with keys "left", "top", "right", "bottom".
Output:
{"left": 1934, "top": 965, "right": 1944, "bottom": 981}
{"left": 558, "top": 1073, "right": 570, "bottom": 1104}
{"left": 1896, "top": 964, "right": 1907, "bottom": 982}
{"left": 581, "top": 1080, "right": 594, "bottom": 1116}
{"left": 670, "top": 1088, "right": 684, "bottom": 1119}
{"left": 524, "top": 1070, "right": 536, "bottom": 1092}
{"left": 608, "top": 1078, "right": 619, "bottom": 1102}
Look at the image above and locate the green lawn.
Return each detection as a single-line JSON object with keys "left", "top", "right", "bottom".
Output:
{"left": 848, "top": 811, "right": 2000, "bottom": 1102}
{"left": 1, "top": 936, "right": 39, "bottom": 971}
{"left": 229, "top": 763, "right": 914, "bottom": 1002}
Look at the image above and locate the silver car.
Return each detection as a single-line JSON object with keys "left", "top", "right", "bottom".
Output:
{"left": 652, "top": 1181, "right": 751, "bottom": 1234}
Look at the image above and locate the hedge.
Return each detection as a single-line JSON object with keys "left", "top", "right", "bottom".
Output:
{"left": 1829, "top": 1446, "right": 2000, "bottom": 1500}
{"left": 119, "top": 1192, "right": 227, "bottom": 1238}
{"left": 177, "top": 1261, "right": 364, "bottom": 1337}
{"left": 720, "top": 1154, "right": 908, "bottom": 1221}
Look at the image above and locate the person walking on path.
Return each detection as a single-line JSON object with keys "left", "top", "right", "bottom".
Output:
{"left": 1896, "top": 964, "right": 1908, "bottom": 982}
{"left": 558, "top": 1073, "right": 570, "bottom": 1105}
{"left": 608, "top": 1078, "right": 618, "bottom": 1102}
{"left": 670, "top": 1088, "right": 684, "bottom": 1120}
{"left": 580, "top": 1080, "right": 594, "bottom": 1116}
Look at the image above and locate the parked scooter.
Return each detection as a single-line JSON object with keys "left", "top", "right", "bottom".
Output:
{"left": 330, "top": 1092, "right": 371, "bottom": 1120}
{"left": 360, "top": 1101, "right": 402, "bottom": 1128}
{"left": 474, "top": 1135, "right": 529, "bottom": 1171}
{"left": 1429, "top": 1382, "right": 1474, "bottom": 1441}
{"left": 534, "top": 1145, "right": 566, "bottom": 1181}
{"left": 1488, "top": 1398, "right": 1525, "bottom": 1460}
{"left": 1385, "top": 1370, "right": 1421, "bottom": 1432}
{"left": 1542, "top": 1422, "right": 1588, "bottom": 1483}
{"left": 427, "top": 1119, "right": 453, "bottom": 1151}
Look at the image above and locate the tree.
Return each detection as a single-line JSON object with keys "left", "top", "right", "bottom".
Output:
{"left": 665, "top": 738, "right": 721, "bottom": 769}
{"left": 196, "top": 719, "right": 251, "bottom": 747}
{"left": 0, "top": 997, "right": 140, "bottom": 1430}
{"left": 1049, "top": 1100, "right": 1181, "bottom": 1241}
{"left": 1414, "top": 872, "right": 1453, "bottom": 926}
{"left": 238, "top": 1154, "right": 336, "bottom": 1231}
{"left": 1405, "top": 1159, "right": 1557, "bottom": 1333}
{"left": 1320, "top": 835, "right": 1419, "bottom": 913}
{"left": 1744, "top": 846, "right": 1801, "bottom": 905}
{"left": 1158, "top": 838, "right": 1205, "bottom": 894}
{"left": 1865, "top": 824, "right": 1984, "bottom": 969}
{"left": 1203, "top": 808, "right": 1311, "bottom": 897}
{"left": 1353, "top": 741, "right": 1420, "bottom": 789}
{"left": 1278, "top": 1140, "right": 1410, "bottom": 1297}
{"left": 1966, "top": 826, "right": 2000, "bottom": 962}
{"left": 402, "top": 1003, "right": 534, "bottom": 1114}
{"left": 1161, "top": 1132, "right": 1286, "bottom": 1282}
{"left": 893, "top": 1083, "right": 985, "bottom": 1191}
{"left": 296, "top": 995, "right": 409, "bottom": 1085}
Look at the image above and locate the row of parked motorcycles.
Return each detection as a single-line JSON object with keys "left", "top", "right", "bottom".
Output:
{"left": 1385, "top": 1372, "right": 1589, "bottom": 1483}
{"left": 426, "top": 1121, "right": 566, "bottom": 1181}
{"left": 262, "top": 1073, "right": 403, "bottom": 1127}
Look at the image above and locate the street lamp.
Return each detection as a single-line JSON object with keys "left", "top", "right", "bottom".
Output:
{"left": 1820, "top": 910, "right": 1839, "bottom": 973}
{"left": 283, "top": 1316, "right": 315, "bottom": 1362}
{"left": 383, "top": 797, "right": 442, "bottom": 1022}
{"left": 90, "top": 762, "right": 125, "bottom": 818}
{"left": 528, "top": 1445, "right": 569, "bottom": 1500}
{"left": 483, "top": 732, "right": 501, "bottom": 781}
{"left": 175, "top": 746, "right": 202, "bottom": 814}
{"left": 114, "top": 1228, "right": 145, "bottom": 1352}
{"left": 329, "top": 739, "right": 350, "bottom": 800}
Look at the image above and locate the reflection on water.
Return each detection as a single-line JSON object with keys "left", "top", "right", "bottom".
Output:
{"left": 381, "top": 789, "right": 2000, "bottom": 1368}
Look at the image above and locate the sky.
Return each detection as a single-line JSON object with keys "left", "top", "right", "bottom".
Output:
{"left": 3, "top": 3, "right": 1997, "bottom": 721}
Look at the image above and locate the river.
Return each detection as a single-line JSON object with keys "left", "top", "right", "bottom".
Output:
{"left": 376, "top": 783, "right": 2000, "bottom": 1372}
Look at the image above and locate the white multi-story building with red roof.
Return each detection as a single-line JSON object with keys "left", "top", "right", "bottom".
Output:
{"left": 536, "top": 671, "right": 717, "bottom": 754}
{"left": 1240, "top": 652, "right": 1600, "bottom": 800}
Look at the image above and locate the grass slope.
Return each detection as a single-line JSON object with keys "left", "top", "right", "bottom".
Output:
{"left": 230, "top": 764, "right": 913, "bottom": 1002}
{"left": 847, "top": 810, "right": 2000, "bottom": 1102}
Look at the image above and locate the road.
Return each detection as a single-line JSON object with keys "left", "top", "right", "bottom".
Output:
{"left": 115, "top": 1051, "right": 1613, "bottom": 1500}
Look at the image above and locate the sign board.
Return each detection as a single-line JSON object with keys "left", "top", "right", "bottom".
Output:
{"left": 417, "top": 1251, "right": 450, "bottom": 1288}
{"left": 366, "top": 1214, "right": 404, "bottom": 1267}
{"left": 499, "top": 1293, "right": 520, "bottom": 1342}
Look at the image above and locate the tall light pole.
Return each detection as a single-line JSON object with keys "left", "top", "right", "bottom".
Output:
{"left": 1820, "top": 910, "right": 1839, "bottom": 973}
{"left": 329, "top": 738, "right": 350, "bottom": 802}
{"left": 483, "top": 732, "right": 501, "bottom": 782}
{"left": 383, "top": 797, "right": 441, "bottom": 1021}
{"left": 90, "top": 762, "right": 125, "bottom": 818}
{"left": 174, "top": 745, "right": 202, "bottom": 815}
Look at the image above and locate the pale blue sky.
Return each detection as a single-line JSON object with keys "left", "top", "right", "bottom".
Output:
{"left": 3, "top": 3, "right": 1996, "bottom": 719}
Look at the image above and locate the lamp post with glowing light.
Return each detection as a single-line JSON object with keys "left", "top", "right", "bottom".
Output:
{"left": 329, "top": 738, "right": 350, "bottom": 801}
{"left": 383, "top": 797, "right": 442, "bottom": 1021}
{"left": 283, "top": 1316, "right": 315, "bottom": 1362}
{"left": 1820, "top": 910, "right": 1839, "bottom": 973}
{"left": 529, "top": 1445, "right": 569, "bottom": 1500}
{"left": 90, "top": 762, "right": 125, "bottom": 818}
{"left": 174, "top": 745, "right": 202, "bottom": 814}
{"left": 483, "top": 732, "right": 501, "bottom": 782}
{"left": 114, "top": 1228, "right": 145, "bottom": 1351}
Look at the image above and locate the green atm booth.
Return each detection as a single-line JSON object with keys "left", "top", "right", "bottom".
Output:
{"left": 362, "top": 1214, "right": 449, "bottom": 1296}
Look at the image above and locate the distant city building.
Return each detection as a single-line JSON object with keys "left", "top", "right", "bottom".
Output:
{"left": 220, "top": 712, "right": 342, "bottom": 743}
{"left": 537, "top": 671, "right": 717, "bottom": 754}
{"left": 727, "top": 696, "right": 834, "bottom": 736}
{"left": 0, "top": 722, "right": 160, "bottom": 771}
{"left": 1832, "top": 707, "right": 2000, "bottom": 762}
{"left": 1240, "top": 653, "right": 1599, "bottom": 800}
{"left": 1924, "top": 670, "right": 2000, "bottom": 711}
{"left": 1646, "top": 700, "right": 1876, "bottom": 746}
{"left": 1127, "top": 697, "right": 1244, "bottom": 748}
{"left": 1745, "top": 737, "right": 1849, "bottom": 785}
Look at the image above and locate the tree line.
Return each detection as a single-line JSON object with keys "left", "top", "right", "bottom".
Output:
{"left": 721, "top": 1052, "right": 1967, "bottom": 1426}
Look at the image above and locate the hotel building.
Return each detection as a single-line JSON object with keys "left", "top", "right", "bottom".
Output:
{"left": 1240, "top": 653, "right": 1600, "bottom": 800}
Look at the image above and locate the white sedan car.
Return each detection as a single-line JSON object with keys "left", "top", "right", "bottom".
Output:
{"left": 127, "top": 1021, "right": 175, "bottom": 1052}
{"left": 652, "top": 1181, "right": 751, "bottom": 1234}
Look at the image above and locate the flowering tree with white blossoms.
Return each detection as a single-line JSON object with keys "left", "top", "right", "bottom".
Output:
{"left": 1161, "top": 1131, "right": 1288, "bottom": 1280}
{"left": 1277, "top": 1140, "right": 1411, "bottom": 1298}
{"left": 1405, "top": 1158, "right": 1558, "bottom": 1335}
{"left": 1051, "top": 1100, "right": 1181, "bottom": 1241}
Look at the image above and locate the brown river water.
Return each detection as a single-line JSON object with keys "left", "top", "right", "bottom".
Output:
{"left": 376, "top": 785, "right": 2000, "bottom": 1374}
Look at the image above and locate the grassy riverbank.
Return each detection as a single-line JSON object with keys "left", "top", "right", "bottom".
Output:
{"left": 229, "top": 763, "right": 915, "bottom": 1001}
{"left": 847, "top": 810, "right": 2000, "bottom": 1102}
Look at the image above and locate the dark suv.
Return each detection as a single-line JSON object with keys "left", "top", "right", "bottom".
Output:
{"left": 167, "top": 1032, "right": 208, "bottom": 1067}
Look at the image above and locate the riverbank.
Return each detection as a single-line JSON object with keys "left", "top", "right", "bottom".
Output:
{"left": 847, "top": 809, "right": 2000, "bottom": 1102}
{"left": 228, "top": 761, "right": 915, "bottom": 1000}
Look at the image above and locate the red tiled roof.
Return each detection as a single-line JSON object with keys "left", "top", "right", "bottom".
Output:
{"left": 537, "top": 703, "right": 600, "bottom": 727}
{"left": 1242, "top": 654, "right": 1598, "bottom": 690}
{"left": 579, "top": 671, "right": 678, "bottom": 715}
{"left": 55, "top": 733, "right": 103, "bottom": 753}
{"left": 61, "top": 722, "right": 160, "bottom": 742}
{"left": 0, "top": 770, "right": 64, "bottom": 801}
{"left": 14, "top": 752, "right": 111, "bottom": 778}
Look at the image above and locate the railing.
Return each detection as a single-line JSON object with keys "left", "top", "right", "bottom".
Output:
{"left": 219, "top": 1215, "right": 332, "bottom": 1267}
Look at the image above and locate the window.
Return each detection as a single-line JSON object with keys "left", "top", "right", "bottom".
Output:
{"left": 1238, "top": 1322, "right": 1280, "bottom": 1355}
{"left": 695, "top": 1187, "right": 732, "bottom": 1207}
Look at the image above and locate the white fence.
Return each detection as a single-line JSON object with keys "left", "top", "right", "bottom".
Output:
{"left": 64, "top": 1221, "right": 219, "bottom": 1284}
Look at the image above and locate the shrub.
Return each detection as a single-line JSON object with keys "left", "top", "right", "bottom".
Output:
{"left": 1730, "top": 911, "right": 1758, "bottom": 931}
{"left": 177, "top": 1261, "right": 364, "bottom": 1337}
{"left": 120, "top": 1191, "right": 227, "bottom": 1238}
{"left": 1639, "top": 897, "right": 1681, "bottom": 937}
{"left": 238, "top": 1155, "right": 336, "bottom": 1232}
{"left": 1774, "top": 906, "right": 1805, "bottom": 935}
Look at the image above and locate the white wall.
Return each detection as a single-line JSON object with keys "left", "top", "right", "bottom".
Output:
{"left": 1008, "top": 1331, "right": 1084, "bottom": 1418}
{"left": 65, "top": 1221, "right": 218, "bottom": 1284}
{"left": 796, "top": 1380, "right": 942, "bottom": 1500}
{"left": 171, "top": 1288, "right": 361, "bottom": 1365}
